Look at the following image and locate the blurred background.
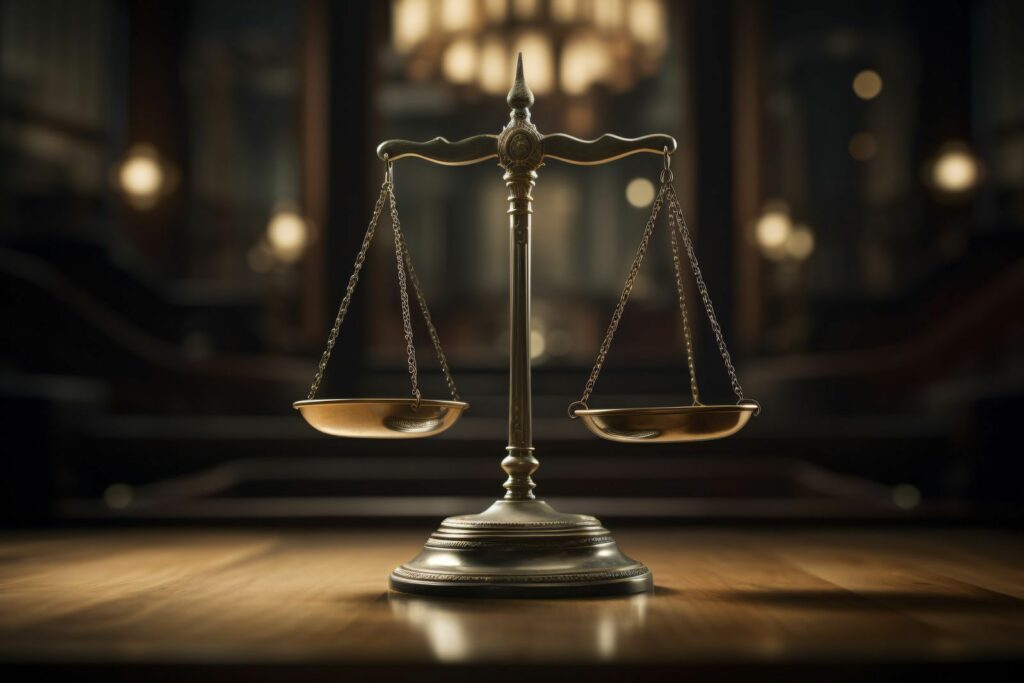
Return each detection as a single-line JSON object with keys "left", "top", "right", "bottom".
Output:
{"left": 1, "top": 0, "right": 1021, "bottom": 526}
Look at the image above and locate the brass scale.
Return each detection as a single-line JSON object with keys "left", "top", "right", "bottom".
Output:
{"left": 294, "top": 56, "right": 760, "bottom": 597}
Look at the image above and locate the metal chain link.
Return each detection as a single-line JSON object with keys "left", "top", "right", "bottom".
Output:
{"left": 666, "top": 184, "right": 746, "bottom": 402}
{"left": 570, "top": 150, "right": 751, "bottom": 415}
{"left": 395, "top": 229, "right": 462, "bottom": 402}
{"left": 568, "top": 182, "right": 669, "bottom": 416}
{"left": 669, "top": 223, "right": 701, "bottom": 405}
{"left": 306, "top": 164, "right": 392, "bottom": 399}
{"left": 306, "top": 160, "right": 461, "bottom": 406}
{"left": 387, "top": 168, "right": 422, "bottom": 409}
{"left": 388, "top": 172, "right": 462, "bottom": 403}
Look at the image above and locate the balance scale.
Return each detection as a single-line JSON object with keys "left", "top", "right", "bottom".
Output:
{"left": 294, "top": 55, "right": 760, "bottom": 598}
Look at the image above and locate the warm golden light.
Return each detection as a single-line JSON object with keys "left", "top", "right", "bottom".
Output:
{"left": 561, "top": 33, "right": 609, "bottom": 95}
{"left": 551, "top": 0, "right": 579, "bottom": 22}
{"left": 628, "top": 0, "right": 667, "bottom": 49}
{"left": 849, "top": 132, "right": 877, "bottom": 161}
{"left": 852, "top": 69, "right": 883, "bottom": 100}
{"left": 625, "top": 177, "right": 655, "bottom": 207}
{"left": 478, "top": 38, "right": 508, "bottom": 94}
{"left": 440, "top": 0, "right": 476, "bottom": 31}
{"left": 755, "top": 209, "right": 793, "bottom": 252}
{"left": 785, "top": 226, "right": 815, "bottom": 260}
{"left": 119, "top": 154, "right": 163, "bottom": 199}
{"left": 114, "top": 144, "right": 172, "bottom": 209}
{"left": 593, "top": 0, "right": 623, "bottom": 29}
{"left": 482, "top": 0, "right": 507, "bottom": 22}
{"left": 267, "top": 208, "right": 310, "bottom": 263}
{"left": 512, "top": 0, "right": 539, "bottom": 19}
{"left": 932, "top": 149, "right": 979, "bottom": 193}
{"left": 391, "top": 0, "right": 669, "bottom": 97}
{"left": 393, "top": 0, "right": 430, "bottom": 53}
{"left": 514, "top": 33, "right": 554, "bottom": 94}
{"left": 443, "top": 38, "right": 478, "bottom": 84}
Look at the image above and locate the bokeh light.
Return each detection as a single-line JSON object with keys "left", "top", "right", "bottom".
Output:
{"left": 266, "top": 208, "right": 310, "bottom": 264}
{"left": 852, "top": 69, "right": 883, "bottom": 100}
{"left": 625, "top": 177, "right": 656, "bottom": 207}
{"left": 755, "top": 208, "right": 793, "bottom": 253}
{"left": 785, "top": 226, "right": 815, "bottom": 260}
{"left": 849, "top": 132, "right": 878, "bottom": 161}
{"left": 442, "top": 38, "right": 477, "bottom": 84}
{"left": 115, "top": 145, "right": 169, "bottom": 208}
{"left": 931, "top": 148, "right": 979, "bottom": 193}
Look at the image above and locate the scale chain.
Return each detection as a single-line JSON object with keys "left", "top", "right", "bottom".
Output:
{"left": 570, "top": 152, "right": 748, "bottom": 416}
{"left": 306, "top": 161, "right": 461, "bottom": 405}
{"left": 569, "top": 182, "right": 669, "bottom": 414}
{"left": 388, "top": 169, "right": 422, "bottom": 408}
{"left": 394, "top": 216, "right": 462, "bottom": 402}
{"left": 666, "top": 185, "right": 746, "bottom": 402}
{"left": 306, "top": 167, "right": 391, "bottom": 399}
{"left": 669, "top": 224, "right": 701, "bottom": 405}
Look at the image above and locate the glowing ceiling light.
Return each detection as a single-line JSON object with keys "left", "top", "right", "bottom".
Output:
{"left": 482, "top": 0, "right": 507, "bottom": 22}
{"left": 852, "top": 69, "right": 883, "bottom": 100}
{"left": 625, "top": 177, "right": 655, "bottom": 207}
{"left": 513, "top": 33, "right": 554, "bottom": 94}
{"left": 551, "top": 0, "right": 579, "bottom": 22}
{"left": 267, "top": 208, "right": 310, "bottom": 263}
{"left": 391, "top": 0, "right": 669, "bottom": 97}
{"left": 393, "top": 0, "right": 430, "bottom": 54}
{"left": 561, "top": 34, "right": 608, "bottom": 95}
{"left": 440, "top": 0, "right": 475, "bottom": 31}
{"left": 443, "top": 38, "right": 477, "bottom": 84}
{"left": 931, "top": 148, "right": 979, "bottom": 193}
{"left": 478, "top": 38, "right": 507, "bottom": 94}
{"left": 628, "top": 0, "right": 667, "bottom": 49}
{"left": 593, "top": 0, "right": 623, "bottom": 29}
{"left": 512, "top": 0, "right": 539, "bottom": 19}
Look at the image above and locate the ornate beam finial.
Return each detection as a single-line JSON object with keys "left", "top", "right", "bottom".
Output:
{"left": 507, "top": 52, "right": 534, "bottom": 115}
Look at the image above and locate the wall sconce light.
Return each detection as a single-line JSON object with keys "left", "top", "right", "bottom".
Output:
{"left": 112, "top": 144, "right": 176, "bottom": 210}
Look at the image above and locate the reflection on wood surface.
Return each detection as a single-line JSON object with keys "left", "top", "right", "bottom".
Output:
{"left": 0, "top": 528, "right": 1022, "bottom": 669}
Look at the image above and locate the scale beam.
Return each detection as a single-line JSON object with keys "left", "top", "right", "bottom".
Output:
{"left": 376, "top": 131, "right": 676, "bottom": 169}
{"left": 376, "top": 135, "right": 498, "bottom": 166}
{"left": 542, "top": 132, "right": 677, "bottom": 165}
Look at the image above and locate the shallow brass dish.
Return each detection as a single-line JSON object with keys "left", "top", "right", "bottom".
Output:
{"left": 293, "top": 398, "right": 468, "bottom": 439}
{"left": 574, "top": 403, "right": 757, "bottom": 443}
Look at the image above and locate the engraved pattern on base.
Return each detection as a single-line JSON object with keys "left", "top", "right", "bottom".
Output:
{"left": 391, "top": 565, "right": 650, "bottom": 584}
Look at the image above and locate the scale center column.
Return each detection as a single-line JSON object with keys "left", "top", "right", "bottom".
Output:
{"left": 497, "top": 56, "right": 543, "bottom": 501}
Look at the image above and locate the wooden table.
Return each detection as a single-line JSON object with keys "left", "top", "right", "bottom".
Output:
{"left": 1, "top": 527, "right": 1022, "bottom": 680}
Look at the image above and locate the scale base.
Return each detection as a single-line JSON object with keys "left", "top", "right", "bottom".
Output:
{"left": 389, "top": 500, "right": 652, "bottom": 598}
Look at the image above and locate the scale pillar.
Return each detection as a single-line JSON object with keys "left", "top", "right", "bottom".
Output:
{"left": 500, "top": 54, "right": 541, "bottom": 501}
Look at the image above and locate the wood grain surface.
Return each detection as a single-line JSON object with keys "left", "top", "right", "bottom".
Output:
{"left": 0, "top": 527, "right": 1021, "bottom": 677}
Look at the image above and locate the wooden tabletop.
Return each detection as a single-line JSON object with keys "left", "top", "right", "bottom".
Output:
{"left": 1, "top": 527, "right": 1022, "bottom": 679}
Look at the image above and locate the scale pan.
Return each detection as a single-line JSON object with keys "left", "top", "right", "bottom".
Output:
{"left": 293, "top": 398, "right": 468, "bottom": 439}
{"left": 574, "top": 403, "right": 757, "bottom": 443}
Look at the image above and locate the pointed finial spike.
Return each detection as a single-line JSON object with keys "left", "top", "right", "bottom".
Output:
{"left": 507, "top": 51, "right": 534, "bottom": 112}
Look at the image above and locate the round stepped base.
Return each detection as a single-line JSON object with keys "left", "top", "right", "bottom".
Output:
{"left": 389, "top": 500, "right": 653, "bottom": 598}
